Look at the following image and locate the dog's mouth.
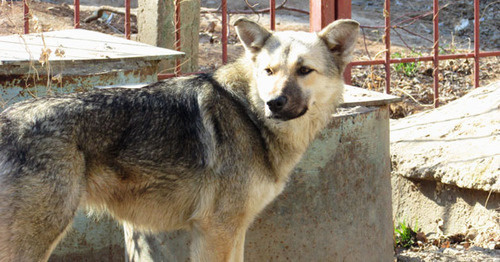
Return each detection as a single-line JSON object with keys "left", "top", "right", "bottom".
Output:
{"left": 268, "top": 106, "right": 308, "bottom": 121}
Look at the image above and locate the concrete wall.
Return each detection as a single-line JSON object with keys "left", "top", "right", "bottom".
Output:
{"left": 392, "top": 175, "right": 499, "bottom": 244}
{"left": 125, "top": 105, "right": 395, "bottom": 262}
{"left": 49, "top": 211, "right": 125, "bottom": 262}
{"left": 390, "top": 83, "right": 500, "bottom": 245}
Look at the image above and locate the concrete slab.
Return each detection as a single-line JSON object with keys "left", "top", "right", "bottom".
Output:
{"left": 0, "top": 29, "right": 183, "bottom": 107}
{"left": 391, "top": 82, "right": 499, "bottom": 193}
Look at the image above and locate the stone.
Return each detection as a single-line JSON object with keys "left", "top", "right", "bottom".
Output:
{"left": 391, "top": 82, "right": 500, "bottom": 193}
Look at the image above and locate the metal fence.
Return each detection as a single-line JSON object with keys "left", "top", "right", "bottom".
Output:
{"left": 20, "top": 0, "right": 500, "bottom": 107}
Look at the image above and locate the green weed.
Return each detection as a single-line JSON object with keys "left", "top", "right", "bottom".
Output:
{"left": 391, "top": 52, "right": 421, "bottom": 77}
{"left": 394, "top": 218, "right": 419, "bottom": 248}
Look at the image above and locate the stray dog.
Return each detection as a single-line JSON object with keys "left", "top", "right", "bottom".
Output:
{"left": 0, "top": 18, "right": 359, "bottom": 261}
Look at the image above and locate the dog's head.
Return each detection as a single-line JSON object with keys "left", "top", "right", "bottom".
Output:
{"left": 234, "top": 18, "right": 359, "bottom": 121}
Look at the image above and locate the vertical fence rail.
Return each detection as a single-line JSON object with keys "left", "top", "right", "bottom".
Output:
{"left": 270, "top": 0, "right": 276, "bottom": 30}
{"left": 221, "top": 0, "right": 228, "bottom": 64}
{"left": 174, "top": 0, "right": 181, "bottom": 75}
{"left": 473, "top": 0, "right": 480, "bottom": 88}
{"left": 74, "top": 0, "right": 80, "bottom": 28}
{"left": 23, "top": 0, "right": 29, "bottom": 34}
{"left": 125, "top": 0, "right": 131, "bottom": 39}
{"left": 335, "top": 0, "right": 352, "bottom": 84}
{"left": 384, "top": 0, "right": 391, "bottom": 94}
{"left": 432, "top": 0, "right": 439, "bottom": 107}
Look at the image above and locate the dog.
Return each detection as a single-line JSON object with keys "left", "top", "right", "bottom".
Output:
{"left": 0, "top": 18, "right": 359, "bottom": 262}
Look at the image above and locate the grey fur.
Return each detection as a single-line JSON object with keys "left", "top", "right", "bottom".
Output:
{"left": 0, "top": 18, "right": 359, "bottom": 262}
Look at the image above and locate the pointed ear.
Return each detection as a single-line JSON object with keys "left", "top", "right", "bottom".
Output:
{"left": 234, "top": 18, "right": 272, "bottom": 53}
{"left": 318, "top": 19, "right": 359, "bottom": 59}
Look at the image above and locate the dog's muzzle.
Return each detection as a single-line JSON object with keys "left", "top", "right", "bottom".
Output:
{"left": 266, "top": 95, "right": 308, "bottom": 121}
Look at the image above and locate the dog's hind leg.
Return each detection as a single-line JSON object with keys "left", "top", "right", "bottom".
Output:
{"left": 0, "top": 143, "right": 85, "bottom": 262}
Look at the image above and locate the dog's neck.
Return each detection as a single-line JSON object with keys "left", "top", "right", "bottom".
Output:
{"left": 214, "top": 60, "right": 339, "bottom": 183}
{"left": 261, "top": 98, "right": 336, "bottom": 182}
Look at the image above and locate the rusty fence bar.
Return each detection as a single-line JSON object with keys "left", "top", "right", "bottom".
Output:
{"left": 74, "top": 0, "right": 80, "bottom": 28}
{"left": 125, "top": 0, "right": 131, "bottom": 39}
{"left": 270, "top": 0, "right": 276, "bottom": 31}
{"left": 222, "top": 0, "right": 228, "bottom": 64}
{"left": 432, "top": 0, "right": 439, "bottom": 107}
{"left": 174, "top": 0, "right": 181, "bottom": 76}
{"left": 23, "top": 0, "right": 29, "bottom": 34}
{"left": 473, "top": 0, "right": 480, "bottom": 89}
{"left": 384, "top": 0, "right": 391, "bottom": 94}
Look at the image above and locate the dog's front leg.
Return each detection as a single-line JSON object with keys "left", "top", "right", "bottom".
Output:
{"left": 230, "top": 228, "right": 246, "bottom": 262}
{"left": 190, "top": 222, "right": 247, "bottom": 262}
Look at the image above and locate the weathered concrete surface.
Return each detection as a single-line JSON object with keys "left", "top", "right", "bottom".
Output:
{"left": 49, "top": 211, "right": 125, "bottom": 262}
{"left": 391, "top": 82, "right": 499, "bottom": 193}
{"left": 392, "top": 175, "right": 499, "bottom": 247}
{"left": 125, "top": 103, "right": 395, "bottom": 262}
{"left": 0, "top": 29, "right": 182, "bottom": 107}
{"left": 137, "top": 0, "right": 199, "bottom": 73}
{"left": 245, "top": 106, "right": 394, "bottom": 262}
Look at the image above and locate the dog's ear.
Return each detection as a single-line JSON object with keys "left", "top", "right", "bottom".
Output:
{"left": 234, "top": 18, "right": 272, "bottom": 53}
{"left": 318, "top": 19, "right": 359, "bottom": 59}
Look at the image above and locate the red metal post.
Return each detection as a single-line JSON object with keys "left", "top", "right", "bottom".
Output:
{"left": 74, "top": 0, "right": 80, "bottom": 28}
{"left": 384, "top": 0, "right": 391, "bottom": 94}
{"left": 309, "top": 0, "right": 336, "bottom": 32}
{"left": 270, "top": 0, "right": 276, "bottom": 30}
{"left": 222, "top": 0, "right": 228, "bottom": 64}
{"left": 309, "top": 0, "right": 353, "bottom": 84}
{"left": 473, "top": 0, "right": 480, "bottom": 88}
{"left": 336, "top": 0, "right": 351, "bottom": 19}
{"left": 23, "top": 0, "right": 29, "bottom": 34}
{"left": 337, "top": 1, "right": 352, "bottom": 84}
{"left": 433, "top": 0, "right": 439, "bottom": 107}
{"left": 174, "top": 0, "right": 181, "bottom": 76}
{"left": 125, "top": 0, "right": 131, "bottom": 39}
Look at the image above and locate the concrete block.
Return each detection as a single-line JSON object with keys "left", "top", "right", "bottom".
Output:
{"left": 391, "top": 82, "right": 499, "bottom": 193}
{"left": 49, "top": 211, "right": 125, "bottom": 262}
{"left": 137, "top": 0, "right": 199, "bottom": 73}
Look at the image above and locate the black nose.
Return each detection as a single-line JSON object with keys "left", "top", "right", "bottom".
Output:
{"left": 266, "top": 96, "right": 288, "bottom": 113}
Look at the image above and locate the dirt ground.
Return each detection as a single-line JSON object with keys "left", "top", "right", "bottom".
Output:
{"left": 0, "top": 1, "right": 499, "bottom": 261}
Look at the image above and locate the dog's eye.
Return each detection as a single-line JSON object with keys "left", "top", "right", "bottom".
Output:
{"left": 264, "top": 68, "right": 273, "bottom": 75}
{"left": 297, "top": 66, "right": 313, "bottom": 76}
